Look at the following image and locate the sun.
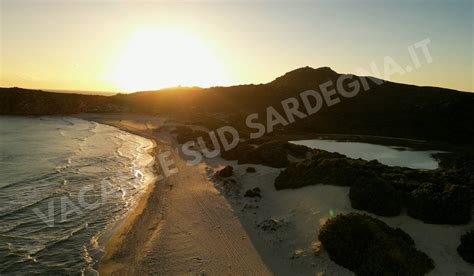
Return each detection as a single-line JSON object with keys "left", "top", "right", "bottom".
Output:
{"left": 109, "top": 28, "right": 230, "bottom": 92}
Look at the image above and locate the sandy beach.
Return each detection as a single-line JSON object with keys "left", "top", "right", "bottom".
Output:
{"left": 75, "top": 113, "right": 473, "bottom": 276}
{"left": 76, "top": 114, "right": 270, "bottom": 275}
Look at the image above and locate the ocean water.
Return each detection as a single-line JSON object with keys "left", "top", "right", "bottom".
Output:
{"left": 290, "top": 139, "right": 442, "bottom": 169}
{"left": 0, "top": 116, "right": 154, "bottom": 275}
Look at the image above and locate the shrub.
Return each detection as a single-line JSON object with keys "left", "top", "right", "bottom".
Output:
{"left": 222, "top": 141, "right": 311, "bottom": 168}
{"left": 457, "top": 230, "right": 474, "bottom": 264}
{"left": 349, "top": 176, "right": 402, "bottom": 216}
{"left": 405, "top": 182, "right": 471, "bottom": 224}
{"left": 318, "top": 213, "right": 434, "bottom": 276}
{"left": 274, "top": 148, "right": 472, "bottom": 225}
{"left": 274, "top": 150, "right": 380, "bottom": 189}
{"left": 246, "top": 167, "right": 256, "bottom": 173}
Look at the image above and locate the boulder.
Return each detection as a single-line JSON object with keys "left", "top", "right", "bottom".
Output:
{"left": 244, "top": 187, "right": 261, "bottom": 198}
{"left": 217, "top": 165, "right": 233, "bottom": 178}
{"left": 257, "top": 218, "right": 284, "bottom": 232}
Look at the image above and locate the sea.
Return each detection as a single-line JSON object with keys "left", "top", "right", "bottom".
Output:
{"left": 0, "top": 116, "right": 154, "bottom": 275}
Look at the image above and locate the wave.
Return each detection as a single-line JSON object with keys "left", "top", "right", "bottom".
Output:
{"left": 0, "top": 185, "right": 68, "bottom": 221}
{"left": 0, "top": 116, "right": 156, "bottom": 274}
{"left": 30, "top": 223, "right": 90, "bottom": 257}
{"left": 0, "top": 171, "right": 63, "bottom": 191}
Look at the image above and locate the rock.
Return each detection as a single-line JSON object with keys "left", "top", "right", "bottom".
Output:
{"left": 291, "top": 249, "right": 305, "bottom": 259}
{"left": 246, "top": 167, "right": 256, "bottom": 173}
{"left": 223, "top": 178, "right": 236, "bottom": 185}
{"left": 311, "top": 240, "right": 322, "bottom": 255}
{"left": 349, "top": 176, "right": 402, "bottom": 216}
{"left": 318, "top": 213, "right": 434, "bottom": 275}
{"left": 217, "top": 165, "right": 233, "bottom": 178}
{"left": 244, "top": 187, "right": 261, "bottom": 198}
{"left": 258, "top": 218, "right": 284, "bottom": 232}
{"left": 243, "top": 204, "right": 258, "bottom": 210}
{"left": 457, "top": 230, "right": 474, "bottom": 264}
{"left": 220, "top": 178, "right": 240, "bottom": 196}
{"left": 319, "top": 217, "right": 328, "bottom": 227}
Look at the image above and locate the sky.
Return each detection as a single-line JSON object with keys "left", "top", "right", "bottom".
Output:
{"left": 0, "top": 0, "right": 473, "bottom": 93}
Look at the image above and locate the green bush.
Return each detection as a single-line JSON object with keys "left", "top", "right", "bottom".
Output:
{"left": 274, "top": 150, "right": 381, "bottom": 189}
{"left": 349, "top": 176, "right": 402, "bottom": 216}
{"left": 457, "top": 230, "right": 474, "bottom": 264}
{"left": 318, "top": 213, "right": 434, "bottom": 276}
{"left": 221, "top": 140, "right": 311, "bottom": 168}
{"left": 405, "top": 183, "right": 470, "bottom": 224}
{"left": 274, "top": 149, "right": 472, "bottom": 224}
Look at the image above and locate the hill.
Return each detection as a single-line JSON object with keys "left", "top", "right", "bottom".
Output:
{"left": 1, "top": 67, "right": 473, "bottom": 144}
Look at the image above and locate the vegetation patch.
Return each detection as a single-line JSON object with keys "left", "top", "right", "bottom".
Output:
{"left": 349, "top": 176, "right": 402, "bottom": 216}
{"left": 405, "top": 182, "right": 470, "bottom": 224}
{"left": 274, "top": 149, "right": 385, "bottom": 188}
{"left": 246, "top": 167, "right": 256, "bottom": 173}
{"left": 275, "top": 149, "right": 472, "bottom": 224}
{"left": 457, "top": 230, "right": 474, "bottom": 264}
{"left": 221, "top": 140, "right": 310, "bottom": 168}
{"left": 318, "top": 213, "right": 434, "bottom": 275}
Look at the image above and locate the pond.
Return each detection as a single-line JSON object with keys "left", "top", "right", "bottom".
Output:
{"left": 290, "top": 139, "right": 443, "bottom": 170}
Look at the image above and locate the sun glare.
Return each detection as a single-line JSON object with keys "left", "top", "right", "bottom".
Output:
{"left": 109, "top": 28, "right": 230, "bottom": 92}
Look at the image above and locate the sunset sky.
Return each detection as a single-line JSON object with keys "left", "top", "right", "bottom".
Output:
{"left": 1, "top": 0, "right": 472, "bottom": 93}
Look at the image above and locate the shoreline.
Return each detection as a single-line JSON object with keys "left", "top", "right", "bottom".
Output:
{"left": 0, "top": 115, "right": 160, "bottom": 275}
{"left": 75, "top": 113, "right": 271, "bottom": 275}
{"left": 73, "top": 115, "right": 163, "bottom": 275}
{"left": 94, "top": 133, "right": 158, "bottom": 275}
